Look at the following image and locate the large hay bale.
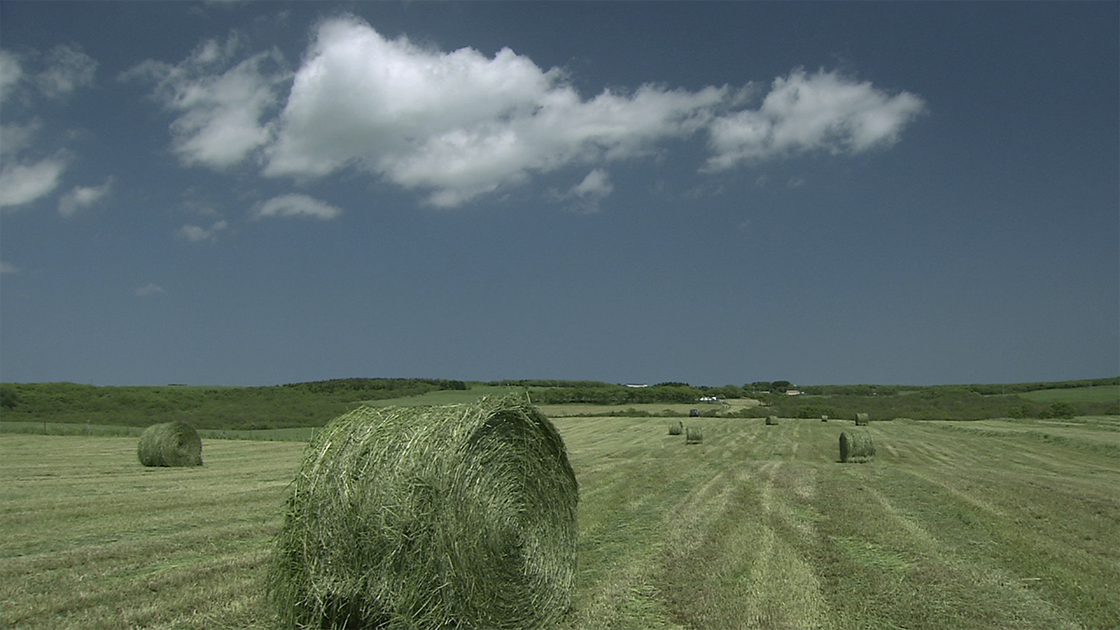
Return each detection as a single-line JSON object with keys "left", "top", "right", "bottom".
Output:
{"left": 839, "top": 430, "right": 875, "bottom": 463}
{"left": 269, "top": 395, "right": 578, "bottom": 630}
{"left": 765, "top": 415, "right": 779, "bottom": 425}
{"left": 821, "top": 415, "right": 829, "bottom": 422}
{"left": 137, "top": 421, "right": 202, "bottom": 467}
{"left": 668, "top": 420, "right": 683, "bottom": 435}
{"left": 855, "top": 412, "right": 870, "bottom": 426}
{"left": 685, "top": 426, "right": 703, "bottom": 444}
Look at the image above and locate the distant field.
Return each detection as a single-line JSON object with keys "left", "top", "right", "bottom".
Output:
{"left": 1018, "top": 385, "right": 1120, "bottom": 404}
{"left": 3, "top": 378, "right": 1115, "bottom": 429}
{"left": 313, "top": 386, "right": 762, "bottom": 417}
{"left": 356, "top": 384, "right": 521, "bottom": 407}
{"left": 0, "top": 421, "right": 315, "bottom": 442}
{"left": 2, "top": 416, "right": 1118, "bottom": 629}
{"left": 538, "top": 397, "right": 762, "bottom": 417}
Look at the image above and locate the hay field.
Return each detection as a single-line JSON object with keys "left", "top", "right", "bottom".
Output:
{"left": 2, "top": 416, "right": 1118, "bottom": 629}
{"left": 538, "top": 398, "right": 761, "bottom": 417}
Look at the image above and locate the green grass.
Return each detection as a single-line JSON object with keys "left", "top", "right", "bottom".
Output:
{"left": 1018, "top": 385, "right": 1120, "bottom": 404}
{"left": 355, "top": 384, "right": 522, "bottom": 407}
{"left": 4, "top": 378, "right": 1117, "bottom": 430}
{"left": 2, "top": 416, "right": 1119, "bottom": 629}
{"left": 0, "top": 379, "right": 475, "bottom": 430}
{"left": 0, "top": 436, "right": 305, "bottom": 629}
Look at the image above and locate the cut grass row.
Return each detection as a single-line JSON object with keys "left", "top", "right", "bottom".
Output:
{"left": 2, "top": 416, "right": 1118, "bottom": 629}
{"left": 1018, "top": 384, "right": 1120, "bottom": 404}
{"left": 559, "top": 416, "right": 1119, "bottom": 630}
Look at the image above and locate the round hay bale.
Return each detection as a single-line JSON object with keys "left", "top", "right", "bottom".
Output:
{"left": 269, "top": 395, "right": 578, "bottom": 630}
{"left": 685, "top": 426, "right": 703, "bottom": 444}
{"left": 821, "top": 415, "right": 829, "bottom": 422}
{"left": 765, "top": 415, "right": 779, "bottom": 426}
{"left": 839, "top": 430, "right": 875, "bottom": 463}
{"left": 855, "top": 412, "right": 870, "bottom": 426}
{"left": 668, "top": 420, "right": 683, "bottom": 435}
{"left": 137, "top": 421, "right": 202, "bottom": 467}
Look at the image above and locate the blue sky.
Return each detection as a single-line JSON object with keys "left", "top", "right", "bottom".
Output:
{"left": 1, "top": 2, "right": 1116, "bottom": 387}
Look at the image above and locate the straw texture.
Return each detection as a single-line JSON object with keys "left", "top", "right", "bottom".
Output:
{"left": 839, "top": 430, "right": 876, "bottom": 463}
{"left": 685, "top": 426, "right": 703, "bottom": 444}
{"left": 137, "top": 421, "right": 202, "bottom": 467}
{"left": 269, "top": 395, "right": 578, "bottom": 630}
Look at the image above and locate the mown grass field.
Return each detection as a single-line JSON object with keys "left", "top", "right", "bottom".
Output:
{"left": 2, "top": 415, "right": 1118, "bottom": 629}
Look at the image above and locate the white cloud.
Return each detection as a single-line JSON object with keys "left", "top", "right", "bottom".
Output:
{"left": 264, "top": 16, "right": 724, "bottom": 206}
{"left": 705, "top": 68, "right": 926, "bottom": 170}
{"left": 36, "top": 44, "right": 97, "bottom": 100}
{"left": 549, "top": 168, "right": 615, "bottom": 213}
{"left": 0, "top": 47, "right": 101, "bottom": 215}
{"left": 136, "top": 282, "right": 166, "bottom": 296}
{"left": 58, "top": 176, "right": 113, "bottom": 216}
{"left": 124, "top": 35, "right": 288, "bottom": 169}
{"left": 574, "top": 168, "right": 613, "bottom": 198}
{"left": 264, "top": 18, "right": 555, "bottom": 179}
{"left": 0, "top": 154, "right": 68, "bottom": 209}
{"left": 0, "top": 261, "right": 19, "bottom": 274}
{"left": 252, "top": 193, "right": 341, "bottom": 220}
{"left": 0, "top": 50, "right": 23, "bottom": 103}
{"left": 176, "top": 219, "right": 228, "bottom": 242}
{"left": 0, "top": 121, "right": 41, "bottom": 157}
{"left": 129, "top": 18, "right": 925, "bottom": 209}
{"left": 2, "top": 45, "right": 98, "bottom": 103}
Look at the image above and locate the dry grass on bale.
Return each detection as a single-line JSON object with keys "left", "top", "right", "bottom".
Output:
{"left": 686, "top": 426, "right": 704, "bottom": 444}
{"left": 839, "top": 430, "right": 876, "bottom": 463}
{"left": 668, "top": 421, "right": 683, "bottom": 435}
{"left": 766, "top": 415, "right": 779, "bottom": 426}
{"left": 855, "top": 412, "right": 870, "bottom": 426}
{"left": 268, "top": 395, "right": 579, "bottom": 630}
{"left": 137, "top": 421, "right": 203, "bottom": 467}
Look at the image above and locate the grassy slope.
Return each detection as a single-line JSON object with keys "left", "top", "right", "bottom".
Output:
{"left": 1018, "top": 384, "right": 1120, "bottom": 404}
{"left": 2, "top": 417, "right": 1118, "bottom": 629}
{"left": 355, "top": 384, "right": 521, "bottom": 407}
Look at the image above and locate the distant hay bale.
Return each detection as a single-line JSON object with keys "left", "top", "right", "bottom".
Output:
{"left": 685, "top": 426, "right": 703, "bottom": 444}
{"left": 855, "top": 413, "right": 870, "bottom": 426}
{"left": 765, "top": 415, "right": 779, "bottom": 425}
{"left": 668, "top": 420, "right": 683, "bottom": 435}
{"left": 137, "top": 421, "right": 202, "bottom": 467}
{"left": 839, "top": 430, "right": 876, "bottom": 463}
{"left": 821, "top": 415, "right": 829, "bottom": 422}
{"left": 268, "top": 395, "right": 578, "bottom": 630}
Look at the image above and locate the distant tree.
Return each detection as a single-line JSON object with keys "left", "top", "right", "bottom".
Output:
{"left": 1039, "top": 402, "right": 1077, "bottom": 420}
{"left": 0, "top": 385, "right": 18, "bottom": 410}
{"left": 770, "top": 381, "right": 791, "bottom": 393}
{"left": 713, "top": 385, "right": 745, "bottom": 399}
